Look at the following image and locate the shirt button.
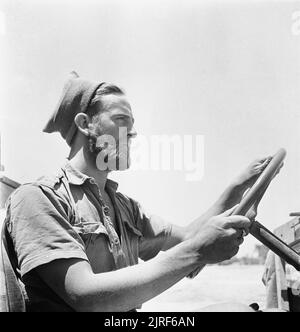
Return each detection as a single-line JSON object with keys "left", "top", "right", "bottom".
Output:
{"left": 103, "top": 206, "right": 110, "bottom": 215}
{"left": 89, "top": 179, "right": 96, "bottom": 185}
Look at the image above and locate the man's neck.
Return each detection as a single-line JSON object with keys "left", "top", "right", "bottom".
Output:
{"left": 68, "top": 147, "right": 109, "bottom": 193}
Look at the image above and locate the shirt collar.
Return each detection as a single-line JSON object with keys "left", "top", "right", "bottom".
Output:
{"left": 60, "top": 160, "right": 119, "bottom": 192}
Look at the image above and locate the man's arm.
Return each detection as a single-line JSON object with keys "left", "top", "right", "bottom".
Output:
{"left": 37, "top": 241, "right": 200, "bottom": 312}
{"left": 36, "top": 211, "right": 250, "bottom": 312}
{"left": 162, "top": 157, "right": 270, "bottom": 250}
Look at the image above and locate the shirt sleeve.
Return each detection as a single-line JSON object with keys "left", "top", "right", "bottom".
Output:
{"left": 6, "top": 183, "right": 89, "bottom": 277}
{"left": 131, "top": 200, "right": 173, "bottom": 261}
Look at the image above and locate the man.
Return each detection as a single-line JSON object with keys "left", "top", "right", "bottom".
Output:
{"left": 5, "top": 72, "right": 269, "bottom": 312}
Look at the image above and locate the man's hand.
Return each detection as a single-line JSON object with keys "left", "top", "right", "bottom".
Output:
{"left": 180, "top": 156, "right": 280, "bottom": 261}
{"left": 216, "top": 157, "right": 272, "bottom": 215}
{"left": 232, "top": 157, "right": 271, "bottom": 190}
{"left": 188, "top": 207, "right": 250, "bottom": 264}
{"left": 232, "top": 157, "right": 284, "bottom": 221}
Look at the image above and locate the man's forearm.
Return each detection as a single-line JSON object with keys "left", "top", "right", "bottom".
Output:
{"left": 72, "top": 240, "right": 203, "bottom": 312}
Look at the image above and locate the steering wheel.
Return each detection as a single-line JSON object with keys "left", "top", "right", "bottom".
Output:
{"left": 232, "top": 149, "right": 300, "bottom": 271}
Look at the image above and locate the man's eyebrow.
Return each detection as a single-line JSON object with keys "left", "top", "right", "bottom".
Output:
{"left": 112, "top": 114, "right": 135, "bottom": 123}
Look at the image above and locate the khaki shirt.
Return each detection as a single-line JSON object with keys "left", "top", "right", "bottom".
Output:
{"left": 5, "top": 161, "right": 172, "bottom": 311}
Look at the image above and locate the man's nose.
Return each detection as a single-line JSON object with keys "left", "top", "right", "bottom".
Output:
{"left": 129, "top": 126, "right": 137, "bottom": 138}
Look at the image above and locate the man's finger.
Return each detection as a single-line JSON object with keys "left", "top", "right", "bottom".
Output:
{"left": 225, "top": 215, "right": 251, "bottom": 230}
{"left": 254, "top": 156, "right": 271, "bottom": 165}
{"left": 255, "top": 157, "right": 271, "bottom": 171}
{"left": 226, "top": 227, "right": 247, "bottom": 239}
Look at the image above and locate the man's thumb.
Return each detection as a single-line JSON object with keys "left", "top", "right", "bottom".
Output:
{"left": 220, "top": 204, "right": 239, "bottom": 217}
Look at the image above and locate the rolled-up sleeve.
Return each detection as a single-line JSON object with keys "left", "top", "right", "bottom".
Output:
{"left": 6, "top": 184, "right": 89, "bottom": 277}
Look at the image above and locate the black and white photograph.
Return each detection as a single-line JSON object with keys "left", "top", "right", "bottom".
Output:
{"left": 0, "top": 0, "right": 300, "bottom": 315}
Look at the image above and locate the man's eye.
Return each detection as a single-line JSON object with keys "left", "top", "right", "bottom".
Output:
{"left": 128, "top": 133, "right": 137, "bottom": 139}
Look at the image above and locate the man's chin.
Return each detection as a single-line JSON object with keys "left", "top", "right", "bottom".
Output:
{"left": 95, "top": 157, "right": 130, "bottom": 171}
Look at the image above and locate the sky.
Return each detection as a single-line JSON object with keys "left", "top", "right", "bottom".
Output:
{"left": 0, "top": 0, "right": 300, "bottom": 256}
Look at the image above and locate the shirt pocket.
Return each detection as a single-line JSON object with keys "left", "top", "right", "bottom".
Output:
{"left": 73, "top": 217, "right": 109, "bottom": 248}
{"left": 73, "top": 217, "right": 118, "bottom": 272}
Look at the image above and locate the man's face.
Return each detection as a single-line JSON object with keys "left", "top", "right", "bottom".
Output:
{"left": 88, "top": 94, "right": 136, "bottom": 171}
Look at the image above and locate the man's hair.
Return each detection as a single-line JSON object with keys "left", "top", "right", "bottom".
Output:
{"left": 87, "top": 83, "right": 124, "bottom": 118}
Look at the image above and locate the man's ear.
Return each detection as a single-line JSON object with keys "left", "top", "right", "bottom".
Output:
{"left": 74, "top": 113, "right": 90, "bottom": 136}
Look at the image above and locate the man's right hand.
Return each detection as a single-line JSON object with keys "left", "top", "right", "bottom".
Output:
{"left": 188, "top": 207, "right": 250, "bottom": 264}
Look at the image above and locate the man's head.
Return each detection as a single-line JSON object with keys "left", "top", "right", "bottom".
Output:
{"left": 44, "top": 73, "right": 136, "bottom": 172}
{"left": 72, "top": 83, "right": 137, "bottom": 171}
